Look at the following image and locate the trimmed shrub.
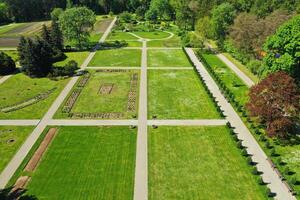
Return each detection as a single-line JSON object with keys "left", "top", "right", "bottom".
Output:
{"left": 0, "top": 51, "right": 16, "bottom": 75}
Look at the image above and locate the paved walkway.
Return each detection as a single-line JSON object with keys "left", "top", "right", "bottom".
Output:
{"left": 148, "top": 119, "right": 227, "bottom": 126}
{"left": 80, "top": 17, "right": 117, "bottom": 69}
{"left": 0, "top": 18, "right": 118, "bottom": 189}
{"left": 0, "top": 75, "right": 12, "bottom": 85}
{"left": 216, "top": 54, "right": 255, "bottom": 87}
{"left": 206, "top": 43, "right": 255, "bottom": 87}
{"left": 185, "top": 48, "right": 295, "bottom": 200}
{"left": 48, "top": 119, "right": 138, "bottom": 126}
{"left": 134, "top": 40, "right": 148, "bottom": 200}
{"left": 0, "top": 120, "right": 40, "bottom": 126}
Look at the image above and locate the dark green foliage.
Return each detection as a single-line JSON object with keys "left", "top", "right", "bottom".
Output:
{"left": 18, "top": 37, "right": 54, "bottom": 77}
{"left": 51, "top": 60, "right": 78, "bottom": 77}
{"left": 50, "top": 20, "right": 64, "bottom": 51}
{"left": 0, "top": 51, "right": 16, "bottom": 75}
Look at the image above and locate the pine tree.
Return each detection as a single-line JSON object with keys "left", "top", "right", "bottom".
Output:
{"left": 41, "top": 24, "right": 52, "bottom": 45}
{"left": 50, "top": 20, "right": 64, "bottom": 51}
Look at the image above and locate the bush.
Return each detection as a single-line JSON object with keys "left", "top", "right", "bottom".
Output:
{"left": 246, "top": 59, "right": 264, "bottom": 77}
{"left": 119, "top": 12, "right": 134, "bottom": 23}
{"left": 0, "top": 51, "right": 16, "bottom": 75}
{"left": 241, "top": 149, "right": 248, "bottom": 156}
{"left": 50, "top": 60, "right": 78, "bottom": 77}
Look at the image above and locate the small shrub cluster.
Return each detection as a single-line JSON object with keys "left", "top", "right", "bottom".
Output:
{"left": 0, "top": 51, "right": 16, "bottom": 75}
{"left": 49, "top": 60, "right": 79, "bottom": 78}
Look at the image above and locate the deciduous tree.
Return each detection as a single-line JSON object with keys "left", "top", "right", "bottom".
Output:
{"left": 247, "top": 71, "right": 300, "bottom": 139}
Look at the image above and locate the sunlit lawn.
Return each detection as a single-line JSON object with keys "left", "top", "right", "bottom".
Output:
{"left": 148, "top": 49, "right": 192, "bottom": 67}
{"left": 25, "top": 126, "right": 136, "bottom": 199}
{"left": 54, "top": 51, "right": 90, "bottom": 67}
{"left": 0, "top": 73, "right": 69, "bottom": 119}
{"left": 133, "top": 31, "right": 171, "bottom": 39}
{"left": 88, "top": 49, "right": 141, "bottom": 67}
{"left": 148, "top": 70, "right": 220, "bottom": 119}
{"left": 0, "top": 126, "right": 34, "bottom": 173}
{"left": 149, "top": 126, "right": 268, "bottom": 200}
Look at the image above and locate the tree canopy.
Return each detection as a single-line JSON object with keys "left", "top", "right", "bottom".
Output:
{"left": 59, "top": 7, "right": 96, "bottom": 49}
{"left": 263, "top": 15, "right": 300, "bottom": 81}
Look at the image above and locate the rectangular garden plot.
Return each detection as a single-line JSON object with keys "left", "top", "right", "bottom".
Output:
{"left": 0, "top": 74, "right": 69, "bottom": 119}
{"left": 88, "top": 49, "right": 142, "bottom": 67}
{"left": 55, "top": 70, "right": 139, "bottom": 119}
{"left": 0, "top": 126, "right": 34, "bottom": 173}
{"left": 148, "top": 49, "right": 192, "bottom": 68}
{"left": 148, "top": 70, "right": 220, "bottom": 119}
{"left": 149, "top": 126, "right": 268, "bottom": 200}
{"left": 23, "top": 126, "right": 136, "bottom": 199}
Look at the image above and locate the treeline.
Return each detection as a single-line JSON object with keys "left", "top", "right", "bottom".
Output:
{"left": 0, "top": 0, "right": 149, "bottom": 23}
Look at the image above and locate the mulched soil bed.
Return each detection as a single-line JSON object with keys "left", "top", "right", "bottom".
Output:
{"left": 24, "top": 128, "right": 58, "bottom": 172}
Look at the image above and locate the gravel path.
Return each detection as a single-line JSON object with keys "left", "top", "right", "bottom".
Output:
{"left": 0, "top": 120, "right": 40, "bottom": 126}
{"left": 185, "top": 48, "right": 296, "bottom": 200}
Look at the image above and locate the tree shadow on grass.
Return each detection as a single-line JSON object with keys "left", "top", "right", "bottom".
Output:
{"left": 0, "top": 187, "right": 38, "bottom": 200}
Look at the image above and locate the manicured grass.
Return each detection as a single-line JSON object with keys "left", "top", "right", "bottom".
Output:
{"left": 88, "top": 33, "right": 103, "bottom": 43}
{"left": 149, "top": 126, "right": 267, "bottom": 200}
{"left": 0, "top": 73, "right": 69, "bottom": 119}
{"left": 54, "top": 51, "right": 90, "bottom": 67}
{"left": 223, "top": 53, "right": 259, "bottom": 83}
{"left": 202, "top": 53, "right": 249, "bottom": 105}
{"left": 55, "top": 70, "right": 139, "bottom": 119}
{"left": 24, "top": 126, "right": 136, "bottom": 199}
{"left": 148, "top": 70, "right": 220, "bottom": 119}
{"left": 148, "top": 49, "right": 192, "bottom": 67}
{"left": 147, "top": 35, "right": 182, "bottom": 47}
{"left": 133, "top": 31, "right": 171, "bottom": 39}
{"left": 0, "top": 126, "right": 34, "bottom": 173}
{"left": 88, "top": 49, "right": 141, "bottom": 67}
{"left": 108, "top": 32, "right": 140, "bottom": 40}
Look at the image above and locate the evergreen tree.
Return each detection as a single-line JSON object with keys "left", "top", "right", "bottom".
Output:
{"left": 41, "top": 24, "right": 52, "bottom": 45}
{"left": 50, "top": 20, "right": 64, "bottom": 51}
{"left": 0, "top": 51, "right": 16, "bottom": 75}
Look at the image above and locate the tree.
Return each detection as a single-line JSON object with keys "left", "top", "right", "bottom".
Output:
{"left": 50, "top": 20, "right": 64, "bottom": 51}
{"left": 18, "top": 37, "right": 54, "bottom": 77}
{"left": 41, "top": 24, "right": 52, "bottom": 45}
{"left": 263, "top": 15, "right": 300, "bottom": 81}
{"left": 145, "top": 0, "right": 172, "bottom": 22}
{"left": 0, "top": 51, "right": 16, "bottom": 75}
{"left": 59, "top": 7, "right": 96, "bottom": 49}
{"left": 51, "top": 7, "right": 64, "bottom": 21}
{"left": 211, "top": 3, "right": 236, "bottom": 43}
{"left": 246, "top": 71, "right": 300, "bottom": 139}
{"left": 195, "top": 16, "right": 213, "bottom": 40}
{"left": 0, "top": 2, "right": 10, "bottom": 24}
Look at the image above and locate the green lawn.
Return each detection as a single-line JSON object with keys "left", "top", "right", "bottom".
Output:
{"left": 149, "top": 126, "right": 267, "bottom": 200}
{"left": 108, "top": 32, "right": 140, "bottom": 40}
{"left": 88, "top": 49, "right": 141, "bottom": 67}
{"left": 55, "top": 70, "right": 139, "bottom": 119}
{"left": 133, "top": 31, "right": 171, "bottom": 39}
{"left": 148, "top": 49, "right": 192, "bottom": 67}
{"left": 0, "top": 126, "right": 34, "bottom": 173}
{"left": 0, "top": 73, "right": 69, "bottom": 119}
{"left": 148, "top": 70, "right": 220, "bottom": 119}
{"left": 54, "top": 51, "right": 90, "bottom": 67}
{"left": 0, "top": 23, "right": 25, "bottom": 36}
{"left": 24, "top": 126, "right": 136, "bottom": 199}
{"left": 147, "top": 36, "right": 182, "bottom": 47}
{"left": 202, "top": 53, "right": 249, "bottom": 105}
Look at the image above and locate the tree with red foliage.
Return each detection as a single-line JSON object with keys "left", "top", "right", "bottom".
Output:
{"left": 247, "top": 71, "right": 300, "bottom": 139}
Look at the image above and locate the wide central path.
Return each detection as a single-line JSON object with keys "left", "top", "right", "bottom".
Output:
{"left": 134, "top": 40, "right": 148, "bottom": 200}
